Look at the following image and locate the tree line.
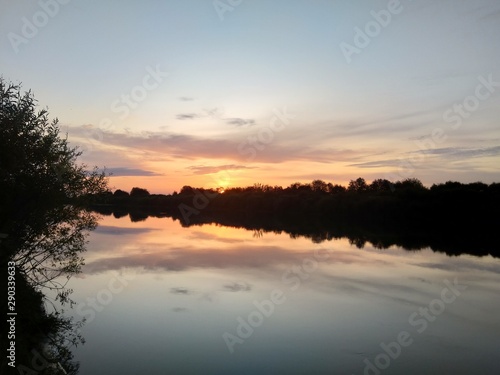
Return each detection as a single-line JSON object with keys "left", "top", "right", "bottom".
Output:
{"left": 90, "top": 178, "right": 500, "bottom": 258}
{"left": 91, "top": 177, "right": 500, "bottom": 256}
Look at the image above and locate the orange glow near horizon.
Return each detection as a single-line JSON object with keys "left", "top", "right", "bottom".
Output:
{"left": 107, "top": 160, "right": 370, "bottom": 195}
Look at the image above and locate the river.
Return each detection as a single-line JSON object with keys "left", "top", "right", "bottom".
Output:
{"left": 65, "top": 213, "right": 500, "bottom": 374}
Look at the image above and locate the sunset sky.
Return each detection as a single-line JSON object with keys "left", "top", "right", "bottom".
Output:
{"left": 2, "top": 0, "right": 499, "bottom": 193}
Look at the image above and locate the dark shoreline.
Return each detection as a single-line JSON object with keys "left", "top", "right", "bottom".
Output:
{"left": 88, "top": 180, "right": 500, "bottom": 258}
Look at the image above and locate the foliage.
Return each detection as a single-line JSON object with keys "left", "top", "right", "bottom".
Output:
{"left": 113, "top": 189, "right": 129, "bottom": 197}
{"left": 1, "top": 78, "right": 109, "bottom": 373}
{"left": 91, "top": 177, "right": 500, "bottom": 258}
{"left": 130, "top": 187, "right": 150, "bottom": 197}
{"left": 1, "top": 79, "right": 108, "bottom": 285}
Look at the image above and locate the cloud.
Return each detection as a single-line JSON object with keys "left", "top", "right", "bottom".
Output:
{"left": 172, "top": 307, "right": 188, "bottom": 312}
{"left": 203, "top": 107, "right": 225, "bottom": 119}
{"left": 96, "top": 226, "right": 158, "bottom": 235}
{"left": 415, "top": 259, "right": 500, "bottom": 275}
{"left": 81, "top": 241, "right": 372, "bottom": 275}
{"left": 176, "top": 113, "right": 200, "bottom": 120}
{"left": 188, "top": 231, "right": 244, "bottom": 243}
{"left": 223, "top": 282, "right": 252, "bottom": 292}
{"left": 177, "top": 108, "right": 231, "bottom": 121}
{"left": 348, "top": 159, "right": 403, "bottom": 169}
{"left": 178, "top": 97, "right": 194, "bottom": 101}
{"left": 187, "top": 164, "right": 255, "bottom": 175}
{"left": 82, "top": 244, "right": 315, "bottom": 273}
{"left": 414, "top": 146, "right": 500, "bottom": 158}
{"left": 226, "top": 118, "right": 256, "bottom": 127}
{"left": 171, "top": 287, "right": 192, "bottom": 295}
{"left": 480, "top": 9, "right": 500, "bottom": 21}
{"left": 175, "top": 110, "right": 257, "bottom": 127}
{"left": 177, "top": 108, "right": 226, "bottom": 120}
{"left": 107, "top": 167, "right": 163, "bottom": 176}
{"left": 349, "top": 146, "right": 500, "bottom": 169}
{"left": 65, "top": 124, "right": 384, "bottom": 164}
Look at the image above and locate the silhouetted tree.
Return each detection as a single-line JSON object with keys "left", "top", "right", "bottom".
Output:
{"left": 348, "top": 177, "right": 368, "bottom": 192}
{"left": 288, "top": 182, "right": 303, "bottom": 190}
{"left": 0, "top": 78, "right": 108, "bottom": 285}
{"left": 180, "top": 185, "right": 195, "bottom": 194}
{"left": 489, "top": 182, "right": 500, "bottom": 193}
{"left": 466, "top": 182, "right": 488, "bottom": 192}
{"left": 370, "top": 178, "right": 393, "bottom": 192}
{"left": 1, "top": 78, "right": 108, "bottom": 374}
{"left": 395, "top": 178, "right": 426, "bottom": 191}
{"left": 130, "top": 187, "right": 150, "bottom": 197}
{"left": 311, "top": 179, "right": 328, "bottom": 193}
{"left": 113, "top": 189, "right": 130, "bottom": 197}
{"left": 329, "top": 184, "right": 346, "bottom": 194}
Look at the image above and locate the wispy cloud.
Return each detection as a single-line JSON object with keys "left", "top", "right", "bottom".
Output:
{"left": 187, "top": 164, "right": 255, "bottom": 175}
{"left": 81, "top": 242, "right": 379, "bottom": 275}
{"left": 171, "top": 287, "right": 192, "bottom": 295}
{"left": 414, "top": 146, "right": 500, "bottom": 158}
{"left": 176, "top": 113, "right": 200, "bottom": 120}
{"left": 95, "top": 226, "right": 158, "bottom": 235}
{"left": 177, "top": 110, "right": 252, "bottom": 125}
{"left": 203, "top": 107, "right": 225, "bottom": 119}
{"left": 172, "top": 307, "right": 188, "bottom": 313}
{"left": 178, "top": 96, "right": 195, "bottom": 101}
{"left": 223, "top": 282, "right": 252, "bottom": 292}
{"left": 348, "top": 159, "right": 404, "bottom": 169}
{"left": 480, "top": 9, "right": 500, "bottom": 21}
{"left": 349, "top": 146, "right": 500, "bottom": 169}
{"left": 107, "top": 167, "right": 163, "bottom": 176}
{"left": 67, "top": 124, "right": 375, "bottom": 164}
{"left": 188, "top": 231, "right": 244, "bottom": 243}
{"left": 226, "top": 118, "right": 256, "bottom": 127}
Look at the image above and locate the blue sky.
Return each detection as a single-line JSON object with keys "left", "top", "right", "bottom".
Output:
{"left": 1, "top": 0, "right": 499, "bottom": 192}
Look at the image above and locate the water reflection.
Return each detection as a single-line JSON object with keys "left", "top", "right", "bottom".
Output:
{"left": 67, "top": 214, "right": 500, "bottom": 375}
{"left": 1, "top": 205, "right": 101, "bottom": 375}
{"left": 91, "top": 206, "right": 500, "bottom": 258}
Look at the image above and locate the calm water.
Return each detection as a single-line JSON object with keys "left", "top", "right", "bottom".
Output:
{"left": 65, "top": 214, "right": 500, "bottom": 375}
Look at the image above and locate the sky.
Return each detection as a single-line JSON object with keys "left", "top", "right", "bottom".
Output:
{"left": 1, "top": 0, "right": 499, "bottom": 193}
